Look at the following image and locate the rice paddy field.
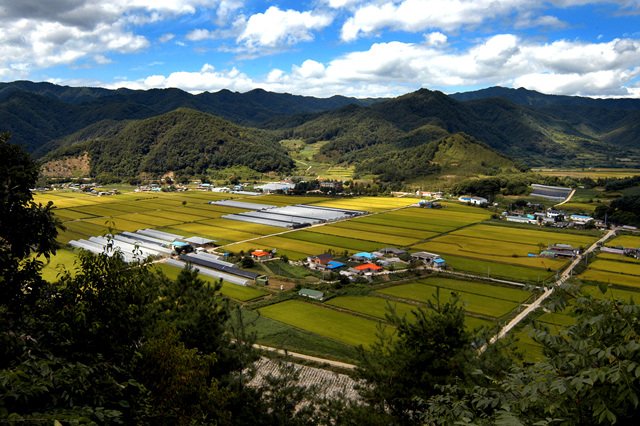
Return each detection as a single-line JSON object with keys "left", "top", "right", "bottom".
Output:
{"left": 411, "top": 223, "right": 598, "bottom": 283}
{"left": 258, "top": 300, "right": 385, "bottom": 347}
{"left": 605, "top": 234, "right": 640, "bottom": 249}
{"left": 254, "top": 275, "right": 530, "bottom": 359}
{"left": 224, "top": 202, "right": 493, "bottom": 260}
{"left": 532, "top": 168, "right": 640, "bottom": 179}
{"left": 33, "top": 188, "right": 621, "bottom": 362}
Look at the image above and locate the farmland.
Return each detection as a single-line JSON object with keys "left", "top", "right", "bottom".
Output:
{"left": 258, "top": 300, "right": 385, "bottom": 347}
{"left": 32, "top": 188, "right": 626, "bottom": 363}
{"left": 410, "top": 223, "right": 598, "bottom": 282}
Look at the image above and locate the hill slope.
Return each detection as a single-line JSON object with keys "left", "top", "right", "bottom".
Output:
{"left": 43, "top": 108, "right": 293, "bottom": 179}
{"left": 0, "top": 81, "right": 375, "bottom": 155}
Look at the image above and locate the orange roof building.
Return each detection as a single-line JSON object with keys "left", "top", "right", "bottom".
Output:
{"left": 353, "top": 263, "right": 382, "bottom": 272}
{"left": 251, "top": 250, "right": 271, "bottom": 258}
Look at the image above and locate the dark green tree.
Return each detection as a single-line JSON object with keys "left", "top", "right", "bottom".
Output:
{"left": 354, "top": 293, "right": 476, "bottom": 423}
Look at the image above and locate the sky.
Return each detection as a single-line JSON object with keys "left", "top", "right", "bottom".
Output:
{"left": 1, "top": 0, "right": 640, "bottom": 98}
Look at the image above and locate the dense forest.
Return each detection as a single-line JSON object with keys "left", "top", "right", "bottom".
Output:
{"left": 2, "top": 136, "right": 640, "bottom": 424}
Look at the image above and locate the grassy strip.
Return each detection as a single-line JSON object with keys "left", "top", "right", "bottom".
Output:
{"left": 605, "top": 234, "right": 640, "bottom": 248}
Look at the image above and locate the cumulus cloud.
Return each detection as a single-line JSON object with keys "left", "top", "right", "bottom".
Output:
{"left": 424, "top": 31, "right": 447, "bottom": 47}
{"left": 0, "top": 0, "right": 209, "bottom": 79}
{"left": 237, "top": 6, "right": 333, "bottom": 50}
{"left": 109, "top": 63, "right": 256, "bottom": 93}
{"left": 258, "top": 35, "right": 640, "bottom": 97}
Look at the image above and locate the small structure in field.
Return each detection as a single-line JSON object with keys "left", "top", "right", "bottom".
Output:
{"left": 411, "top": 251, "right": 446, "bottom": 268}
{"left": 458, "top": 196, "right": 488, "bottom": 206}
{"left": 251, "top": 249, "right": 273, "bottom": 261}
{"left": 298, "top": 288, "right": 324, "bottom": 301}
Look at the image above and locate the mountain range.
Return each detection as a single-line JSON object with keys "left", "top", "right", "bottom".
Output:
{"left": 2, "top": 81, "right": 639, "bottom": 183}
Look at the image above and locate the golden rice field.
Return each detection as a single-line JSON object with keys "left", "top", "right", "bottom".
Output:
{"left": 605, "top": 234, "right": 640, "bottom": 249}
{"left": 532, "top": 168, "right": 640, "bottom": 179}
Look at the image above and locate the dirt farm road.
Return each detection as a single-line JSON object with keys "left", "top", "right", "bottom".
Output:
{"left": 480, "top": 227, "right": 617, "bottom": 352}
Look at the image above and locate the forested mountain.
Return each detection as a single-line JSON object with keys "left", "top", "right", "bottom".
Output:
{"left": 451, "top": 86, "right": 640, "bottom": 156}
{"left": 288, "top": 88, "right": 639, "bottom": 167}
{"left": 0, "top": 81, "right": 376, "bottom": 153}
{"left": 43, "top": 108, "right": 293, "bottom": 180}
{"left": 3, "top": 81, "right": 640, "bottom": 182}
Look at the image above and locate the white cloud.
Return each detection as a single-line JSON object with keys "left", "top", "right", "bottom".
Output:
{"left": 159, "top": 33, "right": 175, "bottom": 43}
{"left": 259, "top": 35, "right": 640, "bottom": 97}
{"left": 424, "top": 31, "right": 447, "bottom": 47}
{"left": 0, "top": 0, "right": 210, "bottom": 79}
{"left": 109, "top": 63, "right": 255, "bottom": 93}
{"left": 186, "top": 28, "right": 215, "bottom": 41}
{"left": 237, "top": 6, "right": 333, "bottom": 50}
{"left": 341, "top": 0, "right": 528, "bottom": 41}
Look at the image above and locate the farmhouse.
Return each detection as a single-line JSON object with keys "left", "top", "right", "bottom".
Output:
{"left": 418, "top": 200, "right": 442, "bottom": 208}
{"left": 569, "top": 214, "right": 594, "bottom": 225}
{"left": 546, "top": 244, "right": 580, "bottom": 257}
{"left": 255, "top": 182, "right": 296, "bottom": 194}
{"left": 458, "top": 196, "right": 488, "bottom": 206}
{"left": 326, "top": 260, "right": 346, "bottom": 270}
{"left": 505, "top": 215, "right": 537, "bottom": 224}
{"left": 307, "top": 253, "right": 333, "bottom": 270}
{"left": 411, "top": 251, "right": 446, "bottom": 268}
{"left": 251, "top": 249, "right": 273, "bottom": 261}
{"left": 351, "top": 252, "right": 376, "bottom": 262}
{"left": 298, "top": 288, "right": 324, "bottom": 301}
{"left": 352, "top": 263, "right": 383, "bottom": 274}
{"left": 378, "top": 247, "right": 407, "bottom": 256}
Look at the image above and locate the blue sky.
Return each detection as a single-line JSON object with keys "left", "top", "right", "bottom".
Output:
{"left": 1, "top": 1, "right": 640, "bottom": 98}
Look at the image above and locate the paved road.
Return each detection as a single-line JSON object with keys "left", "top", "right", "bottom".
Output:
{"left": 480, "top": 228, "right": 617, "bottom": 352}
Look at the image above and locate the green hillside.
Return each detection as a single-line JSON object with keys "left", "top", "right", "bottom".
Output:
{"left": 44, "top": 108, "right": 293, "bottom": 180}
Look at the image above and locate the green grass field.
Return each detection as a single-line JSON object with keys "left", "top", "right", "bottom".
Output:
{"left": 326, "top": 295, "right": 419, "bottom": 320}
{"left": 417, "top": 277, "right": 533, "bottom": 303}
{"left": 258, "top": 300, "right": 386, "bottom": 347}
{"left": 377, "top": 281, "right": 521, "bottom": 319}
{"left": 442, "top": 254, "right": 555, "bottom": 282}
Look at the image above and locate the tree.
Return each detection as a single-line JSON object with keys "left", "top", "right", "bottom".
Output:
{"left": 0, "top": 132, "right": 60, "bottom": 313}
{"left": 354, "top": 292, "right": 476, "bottom": 423}
{"left": 422, "top": 287, "right": 640, "bottom": 425}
